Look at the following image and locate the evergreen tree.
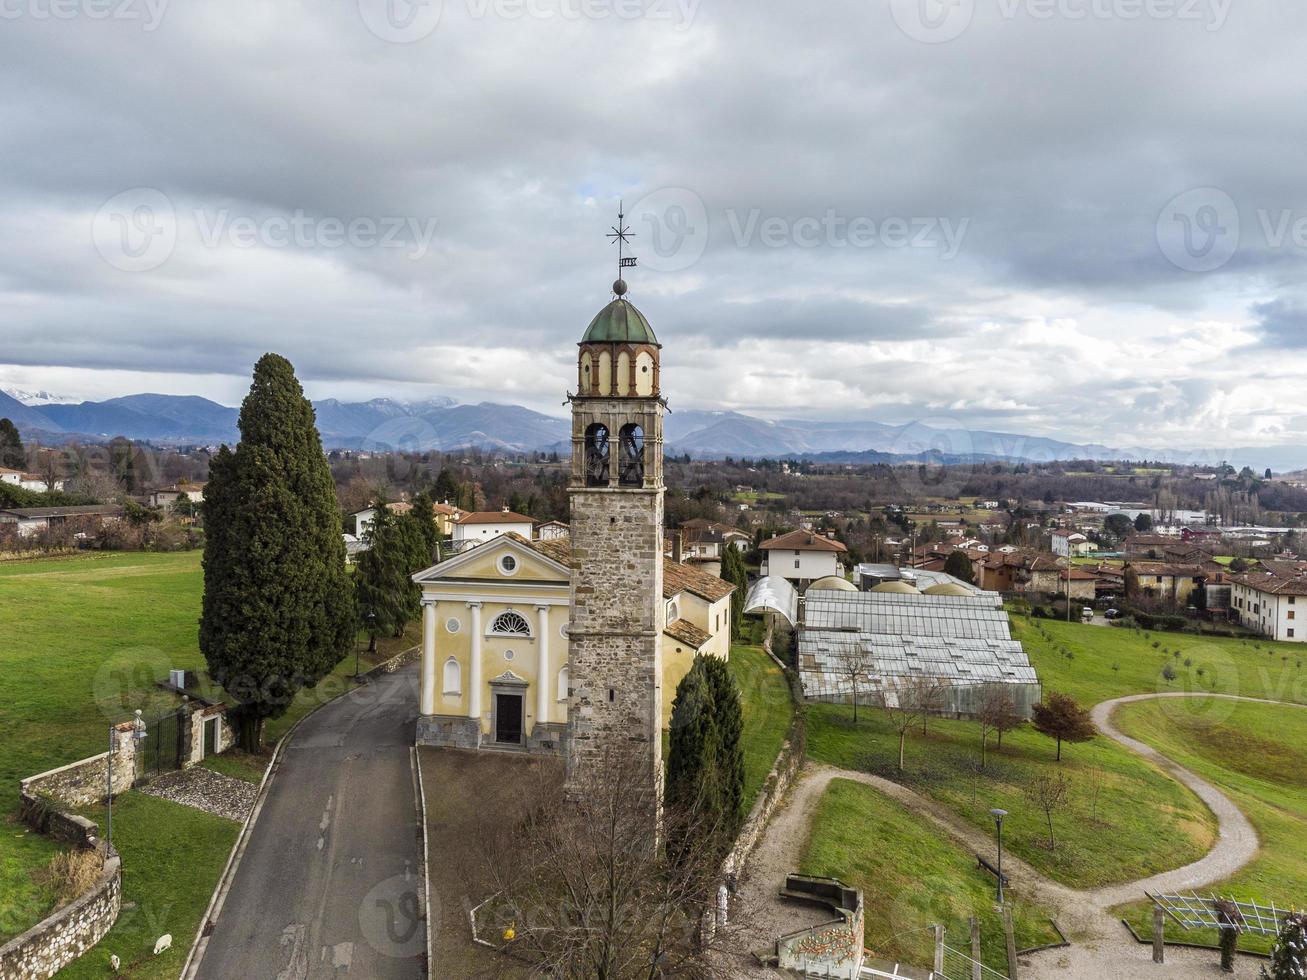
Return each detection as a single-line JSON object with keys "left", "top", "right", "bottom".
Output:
{"left": 433, "top": 466, "right": 460, "bottom": 503}
{"left": 354, "top": 507, "right": 423, "bottom": 646}
{"left": 200, "top": 354, "right": 354, "bottom": 751}
{"left": 720, "top": 544, "right": 749, "bottom": 640}
{"left": 943, "top": 549, "right": 975, "bottom": 584}
{"left": 410, "top": 489, "right": 440, "bottom": 561}
{"left": 664, "top": 662, "right": 722, "bottom": 859}
{"left": 700, "top": 655, "right": 746, "bottom": 830}
{"left": 0, "top": 418, "right": 24, "bottom": 469}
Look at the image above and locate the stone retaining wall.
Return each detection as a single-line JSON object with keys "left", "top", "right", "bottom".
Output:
{"left": 723, "top": 661, "right": 806, "bottom": 882}
{"left": 0, "top": 855, "right": 121, "bottom": 980}
{"left": 362, "top": 644, "right": 421, "bottom": 680}
{"left": 20, "top": 722, "right": 141, "bottom": 810}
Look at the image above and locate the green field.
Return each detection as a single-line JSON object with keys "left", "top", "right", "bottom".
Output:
{"left": 1112, "top": 698, "right": 1307, "bottom": 955}
{"left": 803, "top": 779, "right": 1060, "bottom": 972}
{"left": 59, "top": 794, "right": 241, "bottom": 979}
{"left": 727, "top": 645, "right": 794, "bottom": 812}
{"left": 1013, "top": 616, "right": 1307, "bottom": 709}
{"left": 0, "top": 552, "right": 403, "bottom": 944}
{"left": 806, "top": 703, "right": 1216, "bottom": 889}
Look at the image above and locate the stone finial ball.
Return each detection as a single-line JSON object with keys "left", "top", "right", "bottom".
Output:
{"left": 613, "top": 278, "right": 628, "bottom": 296}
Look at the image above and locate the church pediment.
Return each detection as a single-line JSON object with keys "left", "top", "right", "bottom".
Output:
{"left": 412, "top": 533, "right": 571, "bottom": 586}
{"left": 489, "top": 669, "right": 529, "bottom": 687}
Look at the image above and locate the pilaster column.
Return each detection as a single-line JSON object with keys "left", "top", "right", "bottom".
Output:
{"left": 420, "top": 601, "right": 437, "bottom": 715}
{"left": 536, "top": 605, "right": 550, "bottom": 728}
{"left": 468, "top": 602, "right": 483, "bottom": 725}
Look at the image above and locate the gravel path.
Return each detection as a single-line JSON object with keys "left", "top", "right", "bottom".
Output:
{"left": 730, "top": 692, "right": 1296, "bottom": 979}
{"left": 139, "top": 765, "right": 258, "bottom": 822}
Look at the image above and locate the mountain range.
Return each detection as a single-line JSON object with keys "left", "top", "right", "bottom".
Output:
{"left": 1, "top": 388, "right": 1300, "bottom": 469}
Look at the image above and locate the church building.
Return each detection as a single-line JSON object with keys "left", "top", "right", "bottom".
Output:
{"left": 412, "top": 270, "right": 734, "bottom": 766}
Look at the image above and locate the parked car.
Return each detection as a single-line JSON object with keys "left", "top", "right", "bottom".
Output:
{"left": 1081, "top": 607, "right": 1094, "bottom": 623}
{"left": 1104, "top": 608, "right": 1121, "bottom": 619}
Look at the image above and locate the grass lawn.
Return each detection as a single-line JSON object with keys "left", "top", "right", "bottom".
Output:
{"left": 1111, "top": 698, "right": 1307, "bottom": 956}
{"left": 58, "top": 793, "right": 241, "bottom": 979}
{"left": 1013, "top": 616, "right": 1307, "bottom": 709}
{"left": 0, "top": 551, "right": 407, "bottom": 942}
{"left": 806, "top": 703, "right": 1217, "bottom": 889}
{"left": 727, "top": 645, "right": 794, "bottom": 812}
{"left": 802, "top": 779, "right": 1060, "bottom": 972}
{"left": 200, "top": 750, "right": 270, "bottom": 785}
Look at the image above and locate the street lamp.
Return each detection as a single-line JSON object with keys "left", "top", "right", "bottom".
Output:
{"left": 990, "top": 807, "right": 1008, "bottom": 906}
{"left": 106, "top": 709, "right": 147, "bottom": 854}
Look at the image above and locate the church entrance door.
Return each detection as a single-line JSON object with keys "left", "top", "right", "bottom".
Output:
{"left": 494, "top": 693, "right": 523, "bottom": 745}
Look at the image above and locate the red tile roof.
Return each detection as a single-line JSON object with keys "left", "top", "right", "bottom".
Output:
{"left": 760, "top": 530, "right": 848, "bottom": 553}
{"left": 458, "top": 510, "right": 535, "bottom": 525}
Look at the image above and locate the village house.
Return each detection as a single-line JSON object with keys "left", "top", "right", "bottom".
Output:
{"left": 759, "top": 529, "right": 848, "bottom": 590}
{"left": 1050, "top": 529, "right": 1094, "bottom": 557}
{"left": 0, "top": 504, "right": 125, "bottom": 539}
{"left": 432, "top": 500, "right": 466, "bottom": 536}
{"left": 1229, "top": 570, "right": 1307, "bottom": 641}
{"left": 1126, "top": 561, "right": 1210, "bottom": 607}
{"left": 0, "top": 467, "right": 64, "bottom": 492}
{"left": 147, "top": 482, "right": 208, "bottom": 511}
{"left": 451, "top": 508, "right": 536, "bottom": 550}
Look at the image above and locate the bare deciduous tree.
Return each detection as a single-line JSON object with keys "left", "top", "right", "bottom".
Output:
{"left": 976, "top": 683, "right": 1021, "bottom": 769}
{"left": 474, "top": 750, "right": 737, "bottom": 980}
{"left": 1025, "top": 771, "right": 1071, "bottom": 849}
{"left": 833, "top": 644, "right": 876, "bottom": 724}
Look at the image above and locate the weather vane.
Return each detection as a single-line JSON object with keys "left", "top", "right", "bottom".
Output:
{"left": 607, "top": 201, "right": 637, "bottom": 294}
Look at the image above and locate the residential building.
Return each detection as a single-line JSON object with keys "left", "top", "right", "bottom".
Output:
{"left": 534, "top": 520, "right": 570, "bottom": 541}
{"left": 1230, "top": 571, "right": 1307, "bottom": 641}
{"left": 451, "top": 508, "right": 536, "bottom": 549}
{"left": 0, "top": 504, "right": 124, "bottom": 538}
{"left": 147, "top": 482, "right": 208, "bottom": 510}
{"left": 759, "top": 530, "right": 848, "bottom": 588}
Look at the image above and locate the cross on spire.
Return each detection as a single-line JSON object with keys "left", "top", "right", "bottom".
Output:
{"left": 607, "top": 202, "right": 637, "bottom": 294}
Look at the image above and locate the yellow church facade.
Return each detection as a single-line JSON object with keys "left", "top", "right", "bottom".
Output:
{"left": 413, "top": 531, "right": 734, "bottom": 752}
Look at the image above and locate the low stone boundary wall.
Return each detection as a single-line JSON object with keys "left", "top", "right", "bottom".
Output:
{"left": 361, "top": 644, "right": 421, "bottom": 680}
{"left": 0, "top": 853, "right": 121, "bottom": 980}
{"left": 20, "top": 721, "right": 142, "bottom": 810}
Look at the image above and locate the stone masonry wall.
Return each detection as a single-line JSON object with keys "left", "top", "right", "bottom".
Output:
{"left": 0, "top": 854, "right": 121, "bottom": 980}
{"left": 21, "top": 723, "right": 140, "bottom": 809}
{"left": 565, "top": 485, "right": 664, "bottom": 796}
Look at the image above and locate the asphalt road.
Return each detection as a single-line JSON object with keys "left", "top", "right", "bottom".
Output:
{"left": 194, "top": 665, "right": 426, "bottom": 980}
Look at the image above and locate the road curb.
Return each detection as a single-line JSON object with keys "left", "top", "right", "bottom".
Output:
{"left": 178, "top": 658, "right": 416, "bottom": 980}
{"left": 414, "top": 746, "right": 433, "bottom": 980}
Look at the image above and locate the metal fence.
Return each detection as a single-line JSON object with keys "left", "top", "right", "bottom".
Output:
{"left": 934, "top": 944, "right": 1008, "bottom": 980}
{"left": 138, "top": 706, "right": 185, "bottom": 777}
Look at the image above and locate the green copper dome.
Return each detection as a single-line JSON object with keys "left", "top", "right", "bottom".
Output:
{"left": 581, "top": 298, "right": 660, "bottom": 346}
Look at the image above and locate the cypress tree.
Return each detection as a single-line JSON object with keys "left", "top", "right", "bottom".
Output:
{"left": 700, "top": 655, "right": 746, "bottom": 830}
{"left": 721, "top": 544, "right": 749, "bottom": 640}
{"left": 353, "top": 507, "right": 422, "bottom": 646}
{"left": 664, "top": 662, "right": 722, "bottom": 859}
{"left": 0, "top": 418, "right": 24, "bottom": 469}
{"left": 200, "top": 354, "right": 354, "bottom": 751}
{"left": 410, "top": 489, "right": 440, "bottom": 561}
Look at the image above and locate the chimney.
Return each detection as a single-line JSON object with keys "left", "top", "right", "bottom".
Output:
{"left": 672, "top": 530, "right": 684, "bottom": 564}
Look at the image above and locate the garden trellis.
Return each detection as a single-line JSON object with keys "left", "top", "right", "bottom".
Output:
{"left": 1147, "top": 892, "right": 1293, "bottom": 938}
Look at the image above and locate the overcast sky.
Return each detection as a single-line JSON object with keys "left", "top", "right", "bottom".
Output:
{"left": 2, "top": 0, "right": 1305, "bottom": 450}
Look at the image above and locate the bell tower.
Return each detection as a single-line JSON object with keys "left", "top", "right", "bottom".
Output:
{"left": 564, "top": 209, "right": 665, "bottom": 804}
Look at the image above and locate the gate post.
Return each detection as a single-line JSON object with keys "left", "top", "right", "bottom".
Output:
{"left": 934, "top": 924, "right": 945, "bottom": 976}
{"left": 970, "top": 915, "right": 982, "bottom": 980}
{"left": 1152, "top": 906, "right": 1165, "bottom": 964}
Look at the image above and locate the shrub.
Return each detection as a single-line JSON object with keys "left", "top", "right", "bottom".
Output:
{"left": 35, "top": 849, "right": 104, "bottom": 906}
